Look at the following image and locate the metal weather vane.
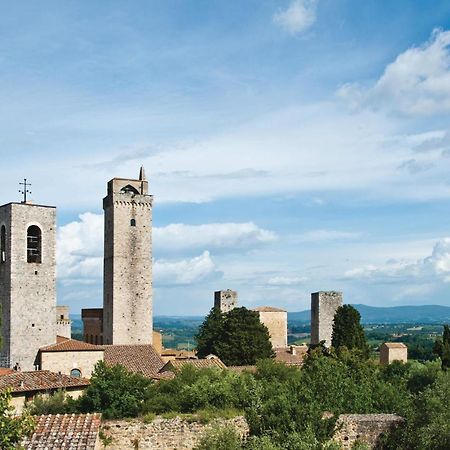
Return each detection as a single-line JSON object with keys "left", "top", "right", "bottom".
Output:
{"left": 19, "top": 178, "right": 32, "bottom": 203}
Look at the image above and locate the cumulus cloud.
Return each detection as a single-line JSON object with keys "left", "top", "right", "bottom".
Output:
{"left": 344, "top": 238, "right": 450, "bottom": 283}
{"left": 154, "top": 222, "right": 276, "bottom": 253}
{"left": 338, "top": 29, "right": 450, "bottom": 115}
{"left": 154, "top": 251, "right": 220, "bottom": 286}
{"left": 273, "top": 0, "right": 318, "bottom": 34}
{"left": 267, "top": 275, "right": 307, "bottom": 286}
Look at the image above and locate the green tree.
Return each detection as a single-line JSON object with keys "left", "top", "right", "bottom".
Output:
{"left": 331, "top": 305, "right": 370, "bottom": 358}
{"left": 77, "top": 361, "right": 153, "bottom": 418}
{"left": 0, "top": 390, "right": 35, "bottom": 450}
{"left": 433, "top": 324, "right": 450, "bottom": 370}
{"left": 196, "top": 307, "right": 274, "bottom": 366}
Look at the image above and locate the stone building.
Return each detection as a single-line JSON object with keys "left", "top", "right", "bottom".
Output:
{"left": 82, "top": 308, "right": 104, "bottom": 345}
{"left": 103, "top": 167, "right": 153, "bottom": 345}
{"left": 252, "top": 306, "right": 288, "bottom": 348}
{"left": 379, "top": 342, "right": 408, "bottom": 365}
{"left": 310, "top": 291, "right": 343, "bottom": 348}
{"left": 56, "top": 305, "right": 71, "bottom": 339}
{"left": 0, "top": 201, "right": 57, "bottom": 370}
{"left": 214, "top": 289, "right": 238, "bottom": 313}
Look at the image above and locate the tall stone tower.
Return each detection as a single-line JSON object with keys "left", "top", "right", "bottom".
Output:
{"left": 310, "top": 291, "right": 343, "bottom": 348}
{"left": 103, "top": 167, "right": 153, "bottom": 345}
{"left": 0, "top": 202, "right": 56, "bottom": 370}
{"left": 214, "top": 289, "right": 238, "bottom": 313}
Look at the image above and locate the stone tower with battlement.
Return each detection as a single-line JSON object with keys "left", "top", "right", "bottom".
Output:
{"left": 214, "top": 290, "right": 238, "bottom": 313}
{"left": 103, "top": 167, "right": 153, "bottom": 345}
{"left": 0, "top": 202, "right": 57, "bottom": 370}
{"left": 310, "top": 291, "right": 343, "bottom": 348}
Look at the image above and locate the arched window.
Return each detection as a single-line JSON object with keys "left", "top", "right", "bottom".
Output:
{"left": 27, "top": 225, "right": 42, "bottom": 263}
{"left": 120, "top": 185, "right": 139, "bottom": 195}
{"left": 130, "top": 219, "right": 136, "bottom": 227}
{"left": 70, "top": 368, "right": 82, "bottom": 378}
{"left": 0, "top": 225, "right": 5, "bottom": 263}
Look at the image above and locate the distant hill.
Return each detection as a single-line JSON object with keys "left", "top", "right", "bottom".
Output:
{"left": 288, "top": 304, "right": 450, "bottom": 324}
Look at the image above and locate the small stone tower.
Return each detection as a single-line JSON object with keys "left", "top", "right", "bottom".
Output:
{"left": 310, "top": 291, "right": 343, "bottom": 348}
{"left": 0, "top": 202, "right": 57, "bottom": 370}
{"left": 103, "top": 167, "right": 153, "bottom": 345}
{"left": 214, "top": 289, "right": 238, "bottom": 313}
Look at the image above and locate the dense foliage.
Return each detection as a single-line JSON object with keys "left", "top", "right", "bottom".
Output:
{"left": 433, "top": 324, "right": 450, "bottom": 369}
{"left": 331, "top": 305, "right": 370, "bottom": 358}
{"left": 26, "top": 349, "right": 450, "bottom": 449}
{"left": 196, "top": 307, "right": 274, "bottom": 365}
{"left": 0, "top": 390, "right": 35, "bottom": 450}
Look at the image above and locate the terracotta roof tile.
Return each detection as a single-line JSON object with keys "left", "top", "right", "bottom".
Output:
{"left": 0, "top": 371, "right": 89, "bottom": 393}
{"left": 274, "top": 346, "right": 308, "bottom": 366}
{"left": 104, "top": 345, "right": 164, "bottom": 378}
{"left": 40, "top": 337, "right": 104, "bottom": 352}
{"left": 22, "top": 413, "right": 101, "bottom": 450}
{"left": 382, "top": 342, "right": 407, "bottom": 349}
{"left": 252, "top": 306, "right": 287, "bottom": 312}
{"left": 227, "top": 365, "right": 257, "bottom": 373}
{"left": 0, "top": 368, "right": 14, "bottom": 375}
{"left": 160, "top": 358, "right": 227, "bottom": 373}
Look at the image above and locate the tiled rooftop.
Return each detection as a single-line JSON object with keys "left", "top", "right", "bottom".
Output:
{"left": 252, "top": 306, "right": 287, "bottom": 312}
{"left": 161, "top": 357, "right": 227, "bottom": 372}
{"left": 0, "top": 370, "right": 89, "bottom": 393}
{"left": 21, "top": 413, "right": 101, "bottom": 450}
{"left": 40, "top": 336, "right": 104, "bottom": 352}
{"left": 274, "top": 346, "right": 308, "bottom": 366}
{"left": 104, "top": 344, "right": 165, "bottom": 378}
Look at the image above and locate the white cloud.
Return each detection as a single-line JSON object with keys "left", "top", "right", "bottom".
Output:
{"left": 273, "top": 0, "right": 318, "bottom": 34}
{"left": 267, "top": 275, "right": 307, "bottom": 286}
{"left": 295, "top": 229, "right": 363, "bottom": 242}
{"left": 344, "top": 238, "right": 450, "bottom": 283}
{"left": 154, "top": 222, "right": 276, "bottom": 252}
{"left": 154, "top": 251, "right": 219, "bottom": 285}
{"left": 338, "top": 29, "right": 450, "bottom": 115}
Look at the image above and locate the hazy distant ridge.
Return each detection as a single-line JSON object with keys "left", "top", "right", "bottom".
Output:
{"left": 288, "top": 304, "right": 450, "bottom": 324}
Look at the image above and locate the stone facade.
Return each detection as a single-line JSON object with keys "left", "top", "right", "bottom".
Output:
{"left": 214, "top": 289, "right": 238, "bottom": 313}
{"left": 99, "top": 416, "right": 249, "bottom": 450}
{"left": 0, "top": 202, "right": 57, "bottom": 370}
{"left": 56, "top": 305, "right": 72, "bottom": 339}
{"left": 333, "top": 414, "right": 405, "bottom": 449}
{"left": 310, "top": 291, "right": 343, "bottom": 348}
{"left": 380, "top": 342, "right": 408, "bottom": 365}
{"left": 103, "top": 167, "right": 153, "bottom": 345}
{"left": 253, "top": 307, "right": 287, "bottom": 348}
{"left": 40, "top": 349, "right": 104, "bottom": 379}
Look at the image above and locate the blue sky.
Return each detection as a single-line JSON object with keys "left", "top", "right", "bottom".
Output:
{"left": 2, "top": 1, "right": 450, "bottom": 315}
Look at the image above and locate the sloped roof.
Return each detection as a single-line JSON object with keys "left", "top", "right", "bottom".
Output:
{"left": 103, "top": 344, "right": 165, "bottom": 378}
{"left": 252, "top": 306, "right": 287, "bottom": 313}
{"left": 0, "top": 371, "right": 89, "bottom": 393}
{"left": 381, "top": 342, "right": 407, "bottom": 349}
{"left": 160, "top": 358, "right": 227, "bottom": 373}
{"left": 21, "top": 413, "right": 101, "bottom": 450}
{"left": 40, "top": 336, "right": 104, "bottom": 352}
{"left": 274, "top": 346, "right": 308, "bottom": 366}
{"left": 227, "top": 365, "right": 257, "bottom": 373}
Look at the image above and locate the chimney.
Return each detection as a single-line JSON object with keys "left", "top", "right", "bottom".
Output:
{"left": 290, "top": 345, "right": 297, "bottom": 356}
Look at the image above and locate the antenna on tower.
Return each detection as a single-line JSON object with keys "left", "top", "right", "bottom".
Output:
{"left": 19, "top": 179, "right": 32, "bottom": 203}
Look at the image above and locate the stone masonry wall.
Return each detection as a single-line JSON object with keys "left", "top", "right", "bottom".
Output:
{"left": 214, "top": 290, "right": 238, "bottom": 313}
{"left": 99, "top": 416, "right": 249, "bottom": 450}
{"left": 258, "top": 311, "right": 287, "bottom": 348}
{"left": 333, "top": 414, "right": 405, "bottom": 449}
{"left": 40, "top": 350, "right": 104, "bottom": 378}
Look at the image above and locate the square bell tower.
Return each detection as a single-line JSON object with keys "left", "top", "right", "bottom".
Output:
{"left": 0, "top": 202, "right": 57, "bottom": 370}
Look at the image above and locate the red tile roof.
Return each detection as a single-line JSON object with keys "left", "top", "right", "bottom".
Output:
{"left": 227, "top": 365, "right": 257, "bottom": 373}
{"left": 274, "top": 346, "right": 308, "bottom": 366}
{"left": 21, "top": 413, "right": 101, "bottom": 450}
{"left": 0, "top": 368, "right": 14, "bottom": 375}
{"left": 160, "top": 357, "right": 227, "bottom": 373}
{"left": 252, "top": 306, "right": 287, "bottom": 312}
{"left": 0, "top": 371, "right": 89, "bottom": 393}
{"left": 40, "top": 337, "right": 104, "bottom": 352}
{"left": 104, "top": 345, "right": 165, "bottom": 378}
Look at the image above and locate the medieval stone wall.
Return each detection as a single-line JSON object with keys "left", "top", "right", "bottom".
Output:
{"left": 99, "top": 416, "right": 249, "bottom": 450}
{"left": 257, "top": 310, "right": 287, "bottom": 348}
{"left": 40, "top": 349, "right": 104, "bottom": 378}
